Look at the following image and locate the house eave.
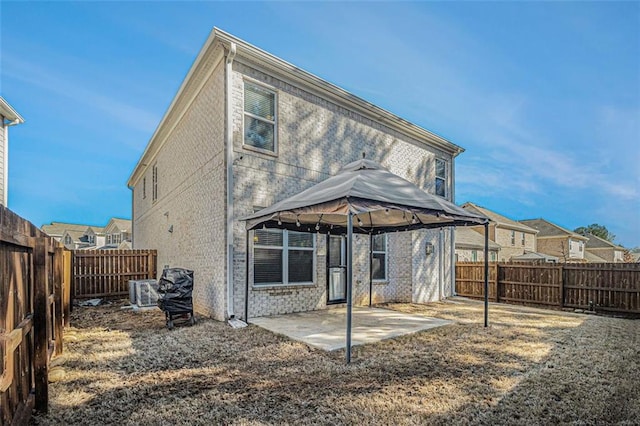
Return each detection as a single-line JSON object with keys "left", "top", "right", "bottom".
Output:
{"left": 128, "top": 27, "right": 466, "bottom": 188}
{"left": 214, "top": 28, "right": 464, "bottom": 157}
{"left": 0, "top": 97, "right": 25, "bottom": 126}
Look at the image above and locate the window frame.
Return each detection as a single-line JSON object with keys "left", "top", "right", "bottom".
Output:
{"left": 371, "top": 233, "right": 388, "bottom": 282}
{"left": 242, "top": 80, "right": 278, "bottom": 155}
{"left": 152, "top": 163, "right": 158, "bottom": 202}
{"left": 253, "top": 229, "right": 316, "bottom": 287}
{"left": 521, "top": 232, "right": 526, "bottom": 246}
{"left": 142, "top": 177, "right": 146, "bottom": 199}
{"left": 511, "top": 230, "right": 516, "bottom": 246}
{"left": 435, "top": 158, "right": 447, "bottom": 198}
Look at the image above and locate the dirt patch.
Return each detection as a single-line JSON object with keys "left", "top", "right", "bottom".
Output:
{"left": 32, "top": 298, "right": 640, "bottom": 425}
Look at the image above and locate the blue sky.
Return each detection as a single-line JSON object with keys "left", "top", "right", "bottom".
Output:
{"left": 2, "top": 2, "right": 639, "bottom": 247}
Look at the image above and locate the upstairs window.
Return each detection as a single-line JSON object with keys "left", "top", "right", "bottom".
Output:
{"left": 152, "top": 164, "right": 158, "bottom": 202}
{"left": 142, "top": 177, "right": 146, "bottom": 199}
{"left": 521, "top": 232, "right": 526, "bottom": 246}
{"left": 435, "top": 159, "right": 447, "bottom": 198}
{"left": 371, "top": 234, "right": 388, "bottom": 281}
{"left": 511, "top": 230, "right": 515, "bottom": 246}
{"left": 244, "top": 82, "right": 276, "bottom": 152}
{"left": 254, "top": 229, "right": 314, "bottom": 285}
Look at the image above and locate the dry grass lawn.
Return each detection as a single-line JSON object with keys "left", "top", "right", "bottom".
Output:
{"left": 32, "top": 298, "right": 639, "bottom": 425}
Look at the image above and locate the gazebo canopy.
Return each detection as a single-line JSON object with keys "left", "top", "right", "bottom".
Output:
{"left": 242, "top": 159, "right": 490, "bottom": 364}
{"left": 244, "top": 159, "right": 488, "bottom": 232}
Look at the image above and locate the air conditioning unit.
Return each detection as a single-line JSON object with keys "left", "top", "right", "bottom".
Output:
{"left": 128, "top": 279, "right": 159, "bottom": 307}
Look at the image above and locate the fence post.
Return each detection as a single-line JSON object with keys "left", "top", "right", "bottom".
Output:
{"left": 560, "top": 265, "right": 566, "bottom": 309}
{"left": 63, "top": 250, "right": 72, "bottom": 326}
{"left": 54, "top": 246, "right": 64, "bottom": 356}
{"left": 147, "top": 250, "right": 155, "bottom": 279}
{"left": 33, "top": 237, "right": 49, "bottom": 413}
{"left": 494, "top": 263, "right": 500, "bottom": 303}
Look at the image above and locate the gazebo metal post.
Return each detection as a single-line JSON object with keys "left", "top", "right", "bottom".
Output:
{"left": 346, "top": 212, "right": 353, "bottom": 364}
{"left": 484, "top": 222, "right": 489, "bottom": 327}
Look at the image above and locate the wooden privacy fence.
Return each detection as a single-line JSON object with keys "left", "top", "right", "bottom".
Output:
{"left": 72, "top": 249, "right": 157, "bottom": 299}
{"left": 456, "top": 262, "right": 640, "bottom": 314}
{"left": 1, "top": 205, "right": 67, "bottom": 424}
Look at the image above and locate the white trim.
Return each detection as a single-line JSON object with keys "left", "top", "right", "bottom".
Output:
{"left": 128, "top": 27, "right": 466, "bottom": 188}
{"left": 3, "top": 122, "right": 8, "bottom": 206}
{"left": 242, "top": 80, "right": 278, "bottom": 155}
{"left": 127, "top": 46, "right": 225, "bottom": 188}
{"left": 226, "top": 42, "right": 237, "bottom": 319}
{"left": 371, "top": 233, "right": 388, "bottom": 282}
{"left": 252, "top": 229, "right": 316, "bottom": 286}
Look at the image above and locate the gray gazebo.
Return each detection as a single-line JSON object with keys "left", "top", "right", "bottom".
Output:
{"left": 243, "top": 159, "right": 490, "bottom": 363}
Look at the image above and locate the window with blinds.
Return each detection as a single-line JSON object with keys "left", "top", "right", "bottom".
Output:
{"left": 244, "top": 82, "right": 276, "bottom": 152}
{"left": 371, "top": 234, "right": 388, "bottom": 281}
{"left": 254, "top": 229, "right": 314, "bottom": 285}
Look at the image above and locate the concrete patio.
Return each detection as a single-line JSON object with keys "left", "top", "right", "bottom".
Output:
{"left": 249, "top": 306, "right": 452, "bottom": 351}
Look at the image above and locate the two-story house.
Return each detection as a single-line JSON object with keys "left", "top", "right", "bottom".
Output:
{"left": 103, "top": 218, "right": 132, "bottom": 249}
{"left": 461, "top": 202, "right": 538, "bottom": 261}
{"left": 584, "top": 233, "right": 625, "bottom": 263}
{"left": 454, "top": 227, "right": 500, "bottom": 262}
{"left": 0, "top": 97, "right": 25, "bottom": 207}
{"left": 519, "top": 218, "right": 588, "bottom": 262}
{"left": 42, "top": 222, "right": 95, "bottom": 242}
{"left": 58, "top": 226, "right": 105, "bottom": 250}
{"left": 128, "top": 28, "right": 470, "bottom": 322}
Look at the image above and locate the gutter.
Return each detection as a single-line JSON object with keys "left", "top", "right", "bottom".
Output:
{"left": 2, "top": 112, "right": 24, "bottom": 207}
{"left": 225, "top": 42, "right": 237, "bottom": 319}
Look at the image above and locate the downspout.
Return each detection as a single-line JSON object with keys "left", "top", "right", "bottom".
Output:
{"left": 225, "top": 42, "right": 237, "bottom": 319}
{"left": 3, "top": 117, "right": 21, "bottom": 207}
{"left": 449, "top": 157, "right": 456, "bottom": 297}
{"left": 438, "top": 228, "right": 444, "bottom": 300}
{"left": 2, "top": 121, "right": 7, "bottom": 206}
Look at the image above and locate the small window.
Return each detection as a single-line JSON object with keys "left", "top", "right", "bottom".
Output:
{"left": 490, "top": 252, "right": 497, "bottom": 261}
{"left": 254, "top": 229, "right": 314, "bottom": 285}
{"left": 511, "top": 230, "right": 515, "bottom": 246}
{"left": 371, "top": 234, "right": 388, "bottom": 281}
{"left": 244, "top": 82, "right": 276, "bottom": 152}
{"left": 521, "top": 232, "right": 525, "bottom": 246}
{"left": 435, "top": 159, "right": 447, "bottom": 198}
{"left": 152, "top": 164, "right": 158, "bottom": 202}
{"left": 472, "top": 250, "right": 478, "bottom": 262}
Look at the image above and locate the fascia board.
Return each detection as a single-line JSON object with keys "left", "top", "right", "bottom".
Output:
{"left": 214, "top": 28, "right": 464, "bottom": 157}
{"left": 0, "top": 97, "right": 25, "bottom": 125}
{"left": 127, "top": 31, "right": 224, "bottom": 188}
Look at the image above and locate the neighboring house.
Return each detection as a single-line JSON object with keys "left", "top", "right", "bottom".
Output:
{"left": 0, "top": 97, "right": 25, "bottom": 207}
{"left": 82, "top": 226, "right": 106, "bottom": 249}
{"left": 59, "top": 226, "right": 106, "bottom": 250}
{"left": 461, "top": 202, "right": 538, "bottom": 261}
{"left": 42, "top": 222, "right": 95, "bottom": 242}
{"left": 583, "top": 250, "right": 608, "bottom": 263}
{"left": 455, "top": 227, "right": 500, "bottom": 262}
{"left": 102, "top": 218, "right": 132, "bottom": 249}
{"left": 128, "top": 28, "right": 466, "bottom": 322}
{"left": 519, "top": 218, "right": 588, "bottom": 262}
{"left": 584, "top": 233, "right": 625, "bottom": 263}
{"left": 511, "top": 251, "right": 558, "bottom": 263}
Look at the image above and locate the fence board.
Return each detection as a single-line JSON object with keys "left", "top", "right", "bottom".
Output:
{"left": 72, "top": 250, "right": 157, "bottom": 299}
{"left": 455, "top": 262, "right": 640, "bottom": 314}
{"left": 1, "top": 205, "right": 66, "bottom": 424}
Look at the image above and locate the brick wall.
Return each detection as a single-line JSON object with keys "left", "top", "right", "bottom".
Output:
{"left": 132, "top": 52, "right": 227, "bottom": 320}
{"left": 230, "top": 60, "right": 450, "bottom": 318}
{"left": 133, "top": 50, "right": 457, "bottom": 321}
